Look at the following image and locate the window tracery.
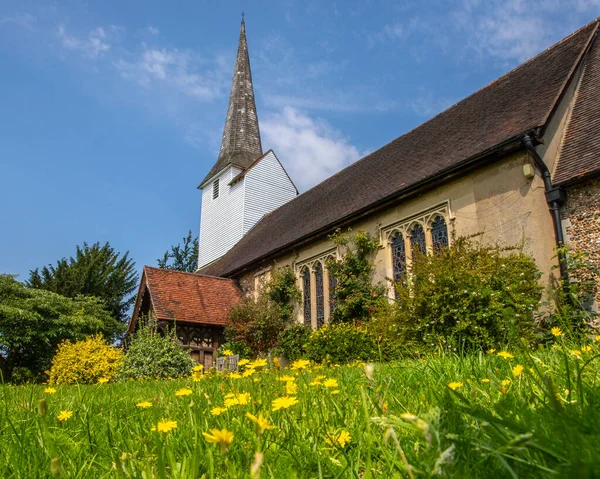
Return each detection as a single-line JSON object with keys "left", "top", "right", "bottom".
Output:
{"left": 391, "top": 231, "right": 406, "bottom": 282}
{"left": 410, "top": 224, "right": 426, "bottom": 258}
{"left": 302, "top": 267, "right": 311, "bottom": 326}
{"left": 431, "top": 216, "right": 448, "bottom": 252}
{"left": 315, "top": 262, "right": 325, "bottom": 328}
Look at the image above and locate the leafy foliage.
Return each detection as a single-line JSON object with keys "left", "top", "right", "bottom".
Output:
{"left": 305, "top": 323, "right": 380, "bottom": 364}
{"left": 275, "top": 324, "right": 312, "bottom": 361}
{"left": 47, "top": 335, "right": 124, "bottom": 384}
{"left": 0, "top": 275, "right": 123, "bottom": 382}
{"left": 157, "top": 230, "right": 199, "bottom": 273}
{"left": 264, "top": 267, "right": 301, "bottom": 323}
{"left": 326, "top": 230, "right": 386, "bottom": 324}
{"left": 385, "top": 236, "right": 543, "bottom": 353}
{"left": 118, "top": 318, "right": 194, "bottom": 381}
{"left": 28, "top": 242, "right": 138, "bottom": 323}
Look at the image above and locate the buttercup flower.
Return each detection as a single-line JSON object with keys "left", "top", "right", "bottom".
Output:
{"left": 136, "top": 401, "right": 152, "bottom": 409}
{"left": 291, "top": 359, "right": 310, "bottom": 370}
{"left": 246, "top": 412, "right": 276, "bottom": 433}
{"left": 448, "top": 382, "right": 463, "bottom": 390}
{"left": 203, "top": 428, "right": 234, "bottom": 451}
{"left": 44, "top": 387, "right": 57, "bottom": 394}
{"left": 512, "top": 365, "right": 524, "bottom": 377}
{"left": 497, "top": 351, "right": 514, "bottom": 359}
{"left": 551, "top": 327, "right": 563, "bottom": 337}
{"left": 152, "top": 419, "right": 177, "bottom": 433}
{"left": 211, "top": 407, "right": 228, "bottom": 416}
{"left": 326, "top": 430, "right": 351, "bottom": 448}
{"left": 175, "top": 388, "right": 193, "bottom": 397}
{"left": 57, "top": 410, "right": 72, "bottom": 422}
{"left": 272, "top": 396, "right": 299, "bottom": 411}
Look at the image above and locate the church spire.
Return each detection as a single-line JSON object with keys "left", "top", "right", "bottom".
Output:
{"left": 200, "top": 17, "right": 262, "bottom": 186}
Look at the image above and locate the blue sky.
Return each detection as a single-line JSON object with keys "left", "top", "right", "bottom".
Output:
{"left": 1, "top": 0, "right": 599, "bottom": 281}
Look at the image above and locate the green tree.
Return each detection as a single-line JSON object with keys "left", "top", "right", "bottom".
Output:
{"left": 157, "top": 230, "right": 199, "bottom": 273}
{"left": 0, "top": 275, "right": 123, "bottom": 382}
{"left": 28, "top": 242, "right": 138, "bottom": 323}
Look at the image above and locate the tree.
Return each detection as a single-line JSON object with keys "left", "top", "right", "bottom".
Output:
{"left": 0, "top": 275, "right": 123, "bottom": 382}
{"left": 157, "top": 230, "right": 199, "bottom": 273}
{"left": 28, "top": 242, "right": 138, "bottom": 323}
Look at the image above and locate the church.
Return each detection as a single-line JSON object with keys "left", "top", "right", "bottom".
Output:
{"left": 129, "top": 18, "right": 600, "bottom": 366}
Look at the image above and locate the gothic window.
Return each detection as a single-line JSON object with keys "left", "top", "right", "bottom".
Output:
{"left": 410, "top": 224, "right": 426, "bottom": 258}
{"left": 328, "top": 270, "right": 337, "bottom": 316}
{"left": 213, "top": 179, "right": 219, "bottom": 199}
{"left": 315, "top": 263, "right": 325, "bottom": 328}
{"left": 391, "top": 231, "right": 406, "bottom": 282}
{"left": 431, "top": 216, "right": 448, "bottom": 252}
{"left": 302, "top": 267, "right": 311, "bottom": 326}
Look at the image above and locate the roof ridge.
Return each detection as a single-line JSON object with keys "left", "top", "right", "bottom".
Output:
{"left": 143, "top": 265, "right": 232, "bottom": 281}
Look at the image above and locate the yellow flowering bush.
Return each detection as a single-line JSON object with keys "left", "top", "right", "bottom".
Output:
{"left": 47, "top": 335, "right": 123, "bottom": 384}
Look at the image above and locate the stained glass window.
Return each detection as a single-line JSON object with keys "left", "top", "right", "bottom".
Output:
{"left": 328, "top": 269, "right": 337, "bottom": 316}
{"left": 391, "top": 232, "right": 406, "bottom": 282}
{"left": 315, "top": 263, "right": 325, "bottom": 328}
{"left": 431, "top": 216, "right": 448, "bottom": 252}
{"left": 411, "top": 224, "right": 426, "bottom": 259}
{"left": 302, "top": 267, "right": 312, "bottom": 326}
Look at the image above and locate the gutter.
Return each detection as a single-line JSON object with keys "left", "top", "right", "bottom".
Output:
{"left": 522, "top": 133, "right": 568, "bottom": 281}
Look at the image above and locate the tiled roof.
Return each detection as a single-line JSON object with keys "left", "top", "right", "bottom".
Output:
{"left": 202, "top": 20, "right": 599, "bottom": 278}
{"left": 554, "top": 30, "right": 600, "bottom": 185}
{"left": 136, "top": 266, "right": 243, "bottom": 326}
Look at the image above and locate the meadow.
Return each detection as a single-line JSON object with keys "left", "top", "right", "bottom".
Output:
{"left": 2, "top": 342, "right": 600, "bottom": 478}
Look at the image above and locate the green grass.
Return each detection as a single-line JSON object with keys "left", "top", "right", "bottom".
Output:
{"left": 2, "top": 343, "right": 600, "bottom": 478}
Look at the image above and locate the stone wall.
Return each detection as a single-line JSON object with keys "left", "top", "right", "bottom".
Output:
{"left": 563, "top": 177, "right": 600, "bottom": 306}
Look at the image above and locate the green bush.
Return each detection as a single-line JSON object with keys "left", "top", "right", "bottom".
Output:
{"left": 388, "top": 235, "right": 543, "bottom": 352}
{"left": 275, "top": 324, "right": 312, "bottom": 361}
{"left": 305, "top": 323, "right": 380, "bottom": 364}
{"left": 117, "top": 319, "right": 193, "bottom": 381}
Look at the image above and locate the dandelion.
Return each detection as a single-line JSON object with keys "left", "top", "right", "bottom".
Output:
{"left": 277, "top": 375, "right": 296, "bottom": 382}
{"left": 291, "top": 359, "right": 310, "bottom": 370}
{"left": 595, "top": 335, "right": 600, "bottom": 342}
{"left": 57, "top": 410, "right": 72, "bottom": 422}
{"left": 211, "top": 407, "right": 228, "bottom": 416}
{"left": 242, "top": 368, "right": 255, "bottom": 378}
{"left": 238, "top": 359, "right": 250, "bottom": 367}
{"left": 97, "top": 377, "right": 109, "bottom": 384}
{"left": 249, "top": 358, "right": 267, "bottom": 369}
{"left": 323, "top": 378, "right": 338, "bottom": 388}
{"left": 497, "top": 351, "right": 514, "bottom": 359}
{"left": 44, "top": 387, "right": 57, "bottom": 394}
{"left": 582, "top": 345, "right": 592, "bottom": 353}
{"left": 512, "top": 364, "right": 524, "bottom": 377}
{"left": 481, "top": 378, "right": 490, "bottom": 383}
{"left": 551, "top": 327, "right": 563, "bottom": 337}
{"left": 331, "top": 390, "right": 340, "bottom": 395}
{"left": 175, "top": 388, "right": 193, "bottom": 397}
{"left": 285, "top": 381, "right": 298, "bottom": 395}
{"left": 246, "top": 412, "right": 276, "bottom": 433}
{"left": 326, "top": 430, "right": 352, "bottom": 448}
{"left": 229, "top": 372, "right": 242, "bottom": 379}
{"left": 222, "top": 349, "right": 234, "bottom": 356}
{"left": 224, "top": 397, "right": 240, "bottom": 407}
{"left": 272, "top": 396, "right": 299, "bottom": 411}
{"left": 487, "top": 349, "right": 496, "bottom": 355}
{"left": 448, "top": 382, "right": 463, "bottom": 390}
{"left": 192, "top": 364, "right": 204, "bottom": 372}
{"left": 136, "top": 401, "right": 152, "bottom": 409}
{"left": 236, "top": 392, "right": 251, "bottom": 405}
{"left": 192, "top": 371, "right": 204, "bottom": 382}
{"left": 152, "top": 419, "right": 177, "bottom": 433}
{"left": 203, "top": 428, "right": 234, "bottom": 451}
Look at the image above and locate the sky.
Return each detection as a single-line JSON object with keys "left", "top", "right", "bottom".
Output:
{"left": 1, "top": 0, "right": 599, "bottom": 282}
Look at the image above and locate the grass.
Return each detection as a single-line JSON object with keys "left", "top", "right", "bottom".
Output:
{"left": 2, "top": 343, "right": 600, "bottom": 478}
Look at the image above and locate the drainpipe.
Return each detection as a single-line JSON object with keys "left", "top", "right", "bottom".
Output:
{"left": 522, "top": 133, "right": 568, "bottom": 281}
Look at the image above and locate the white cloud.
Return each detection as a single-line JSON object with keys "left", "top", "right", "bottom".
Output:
{"left": 147, "top": 25, "right": 159, "bottom": 35}
{"left": 56, "top": 24, "right": 111, "bottom": 58}
{"left": 261, "top": 107, "right": 361, "bottom": 191}
{"left": 0, "top": 12, "right": 36, "bottom": 29}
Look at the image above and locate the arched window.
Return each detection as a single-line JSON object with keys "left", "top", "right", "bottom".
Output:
{"left": 431, "top": 216, "right": 448, "bottom": 252}
{"left": 391, "top": 231, "right": 406, "bottom": 282}
{"left": 328, "top": 270, "right": 337, "bottom": 316}
{"left": 302, "top": 267, "right": 311, "bottom": 326}
{"left": 314, "top": 263, "right": 325, "bottom": 328}
{"left": 410, "top": 224, "right": 426, "bottom": 259}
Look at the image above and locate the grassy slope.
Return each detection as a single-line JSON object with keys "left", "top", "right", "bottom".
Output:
{"left": 2, "top": 345, "right": 600, "bottom": 478}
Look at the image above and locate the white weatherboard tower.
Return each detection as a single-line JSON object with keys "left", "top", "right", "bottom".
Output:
{"left": 197, "top": 19, "right": 297, "bottom": 269}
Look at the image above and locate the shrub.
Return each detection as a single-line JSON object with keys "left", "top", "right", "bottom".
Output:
{"left": 326, "top": 230, "right": 387, "bottom": 324}
{"left": 265, "top": 267, "right": 301, "bottom": 323}
{"left": 388, "top": 235, "right": 543, "bottom": 352}
{"left": 225, "top": 298, "right": 286, "bottom": 356}
{"left": 47, "top": 335, "right": 123, "bottom": 384}
{"left": 275, "top": 324, "right": 312, "bottom": 361}
{"left": 305, "top": 323, "right": 380, "bottom": 364}
{"left": 117, "top": 319, "right": 193, "bottom": 381}
{"left": 218, "top": 341, "right": 251, "bottom": 359}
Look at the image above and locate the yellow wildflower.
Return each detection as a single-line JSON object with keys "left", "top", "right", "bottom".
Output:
{"left": 448, "top": 382, "right": 463, "bottom": 390}
{"left": 238, "top": 359, "right": 250, "bottom": 367}
{"left": 249, "top": 358, "right": 268, "bottom": 369}
{"left": 326, "top": 430, "right": 351, "bottom": 448}
{"left": 551, "top": 327, "right": 563, "bottom": 337}
{"left": 570, "top": 349, "right": 582, "bottom": 356}
{"left": 273, "top": 357, "right": 280, "bottom": 367}
{"left": 242, "top": 368, "right": 255, "bottom": 378}
{"left": 481, "top": 378, "right": 490, "bottom": 383}
{"left": 203, "top": 428, "right": 234, "bottom": 451}
{"left": 152, "top": 419, "right": 177, "bottom": 433}
{"left": 224, "top": 397, "right": 240, "bottom": 407}
{"left": 285, "top": 381, "right": 297, "bottom": 395}
{"left": 501, "top": 379, "right": 511, "bottom": 387}
{"left": 229, "top": 372, "right": 242, "bottom": 379}
{"left": 497, "top": 351, "right": 514, "bottom": 359}
{"left": 323, "top": 378, "right": 339, "bottom": 388}
{"left": 192, "top": 364, "right": 204, "bottom": 372}
{"left": 175, "top": 388, "right": 193, "bottom": 397}
{"left": 582, "top": 345, "right": 592, "bottom": 353}
{"left": 136, "top": 401, "right": 152, "bottom": 409}
{"left": 331, "top": 390, "right": 340, "bottom": 395}
{"left": 277, "top": 375, "right": 296, "bottom": 382}
{"left": 97, "top": 377, "right": 109, "bottom": 384}
{"left": 512, "top": 364, "right": 524, "bottom": 377}
{"left": 192, "top": 371, "right": 204, "bottom": 382}
{"left": 291, "top": 359, "right": 310, "bottom": 370}
{"left": 487, "top": 348, "right": 496, "bottom": 355}
{"left": 222, "top": 349, "right": 234, "bottom": 356}
{"left": 44, "top": 387, "right": 57, "bottom": 394}
{"left": 211, "top": 407, "right": 228, "bottom": 416}
{"left": 246, "top": 412, "right": 276, "bottom": 433}
{"left": 595, "top": 335, "right": 600, "bottom": 342}
{"left": 57, "top": 410, "right": 72, "bottom": 422}
{"left": 272, "top": 396, "right": 299, "bottom": 411}
{"left": 236, "top": 392, "right": 251, "bottom": 405}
